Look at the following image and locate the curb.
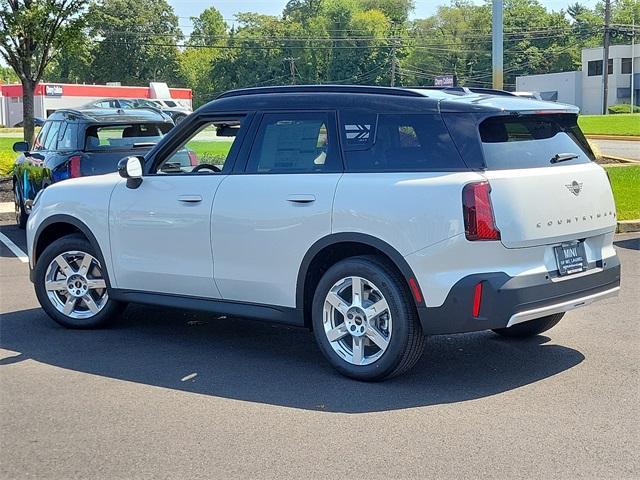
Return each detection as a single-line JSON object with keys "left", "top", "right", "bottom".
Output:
{"left": 586, "top": 135, "right": 640, "bottom": 142}
{"left": 0, "top": 201, "right": 13, "bottom": 214}
{"left": 601, "top": 156, "right": 640, "bottom": 165}
{"left": 617, "top": 220, "right": 640, "bottom": 233}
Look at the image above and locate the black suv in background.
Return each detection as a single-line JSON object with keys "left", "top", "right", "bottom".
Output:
{"left": 12, "top": 108, "right": 177, "bottom": 228}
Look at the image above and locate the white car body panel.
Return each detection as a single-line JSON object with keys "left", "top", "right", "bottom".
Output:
{"left": 483, "top": 162, "right": 617, "bottom": 248}
{"left": 27, "top": 174, "right": 119, "bottom": 275}
{"left": 211, "top": 173, "right": 342, "bottom": 307}
{"left": 109, "top": 175, "right": 225, "bottom": 298}
{"left": 332, "top": 172, "right": 483, "bottom": 256}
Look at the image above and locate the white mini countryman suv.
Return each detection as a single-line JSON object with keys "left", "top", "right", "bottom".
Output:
{"left": 26, "top": 86, "right": 621, "bottom": 381}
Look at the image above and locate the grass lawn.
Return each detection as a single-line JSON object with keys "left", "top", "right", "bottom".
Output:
{"left": 578, "top": 114, "right": 640, "bottom": 136}
{"left": 603, "top": 165, "right": 640, "bottom": 221}
{"left": 0, "top": 137, "right": 19, "bottom": 176}
{"left": 186, "top": 140, "right": 233, "bottom": 163}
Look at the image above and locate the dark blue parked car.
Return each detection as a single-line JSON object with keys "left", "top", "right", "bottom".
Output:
{"left": 12, "top": 108, "right": 184, "bottom": 228}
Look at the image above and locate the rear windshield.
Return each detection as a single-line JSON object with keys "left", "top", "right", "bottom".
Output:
{"left": 479, "top": 114, "right": 594, "bottom": 170}
{"left": 85, "top": 123, "right": 172, "bottom": 151}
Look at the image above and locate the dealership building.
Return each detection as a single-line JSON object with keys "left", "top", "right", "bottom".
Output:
{"left": 0, "top": 81, "right": 192, "bottom": 127}
{"left": 516, "top": 44, "right": 639, "bottom": 114}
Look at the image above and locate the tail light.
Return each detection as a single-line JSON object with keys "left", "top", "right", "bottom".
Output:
{"left": 188, "top": 151, "right": 199, "bottom": 166}
{"left": 68, "top": 155, "right": 82, "bottom": 178}
{"left": 462, "top": 181, "right": 501, "bottom": 241}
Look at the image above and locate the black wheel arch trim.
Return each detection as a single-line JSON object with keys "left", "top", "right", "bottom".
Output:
{"left": 295, "top": 233, "right": 424, "bottom": 310}
{"left": 31, "top": 214, "right": 112, "bottom": 288}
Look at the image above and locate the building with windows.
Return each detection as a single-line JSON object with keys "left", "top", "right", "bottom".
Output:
{"left": 0, "top": 81, "right": 191, "bottom": 127}
{"left": 516, "top": 44, "right": 639, "bottom": 114}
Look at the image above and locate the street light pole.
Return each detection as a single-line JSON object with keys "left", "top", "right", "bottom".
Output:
{"left": 602, "top": 0, "right": 611, "bottom": 115}
{"left": 492, "top": 0, "right": 504, "bottom": 90}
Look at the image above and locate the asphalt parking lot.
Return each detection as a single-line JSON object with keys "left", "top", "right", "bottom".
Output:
{"left": 0, "top": 218, "right": 638, "bottom": 480}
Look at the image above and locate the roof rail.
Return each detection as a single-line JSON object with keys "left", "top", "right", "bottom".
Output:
{"left": 51, "top": 108, "right": 93, "bottom": 119}
{"left": 217, "top": 84, "right": 426, "bottom": 99}
{"left": 412, "top": 86, "right": 515, "bottom": 97}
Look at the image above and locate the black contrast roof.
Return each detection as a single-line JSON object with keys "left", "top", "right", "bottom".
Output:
{"left": 206, "top": 84, "right": 578, "bottom": 115}
{"left": 48, "top": 107, "right": 173, "bottom": 123}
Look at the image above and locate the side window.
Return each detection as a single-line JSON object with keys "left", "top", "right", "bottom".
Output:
{"left": 58, "top": 122, "right": 78, "bottom": 151}
{"left": 155, "top": 118, "right": 244, "bottom": 174}
{"left": 43, "top": 121, "right": 62, "bottom": 151}
{"left": 33, "top": 122, "right": 51, "bottom": 150}
{"left": 247, "top": 112, "right": 339, "bottom": 174}
{"left": 339, "top": 112, "right": 466, "bottom": 171}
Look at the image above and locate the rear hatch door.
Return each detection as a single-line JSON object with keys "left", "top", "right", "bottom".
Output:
{"left": 478, "top": 113, "right": 616, "bottom": 248}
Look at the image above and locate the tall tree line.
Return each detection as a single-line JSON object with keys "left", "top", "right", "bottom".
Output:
{"left": 39, "top": 0, "right": 640, "bottom": 106}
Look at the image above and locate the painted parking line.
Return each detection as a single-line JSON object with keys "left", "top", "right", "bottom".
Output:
{"left": 0, "top": 232, "right": 28, "bottom": 263}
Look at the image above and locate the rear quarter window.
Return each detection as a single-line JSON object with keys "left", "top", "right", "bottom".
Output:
{"left": 479, "top": 114, "right": 594, "bottom": 170}
{"left": 339, "top": 112, "right": 467, "bottom": 172}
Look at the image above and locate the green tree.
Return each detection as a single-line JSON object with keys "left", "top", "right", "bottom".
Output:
{"left": 0, "top": 65, "right": 19, "bottom": 83}
{"left": 180, "top": 6, "right": 227, "bottom": 106}
{"left": 88, "top": 0, "right": 182, "bottom": 85}
{"left": 0, "top": 0, "right": 87, "bottom": 141}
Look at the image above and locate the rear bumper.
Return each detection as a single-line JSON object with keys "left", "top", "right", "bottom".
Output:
{"left": 417, "top": 255, "right": 620, "bottom": 335}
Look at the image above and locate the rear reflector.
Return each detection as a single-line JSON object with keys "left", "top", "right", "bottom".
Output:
{"left": 462, "top": 181, "right": 501, "bottom": 241}
{"left": 68, "top": 155, "right": 82, "bottom": 178}
{"left": 472, "top": 282, "right": 483, "bottom": 317}
{"left": 408, "top": 277, "right": 423, "bottom": 304}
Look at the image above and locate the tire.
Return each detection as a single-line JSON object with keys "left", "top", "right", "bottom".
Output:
{"left": 14, "top": 182, "right": 28, "bottom": 229}
{"left": 312, "top": 255, "right": 426, "bottom": 381}
{"left": 34, "top": 233, "right": 124, "bottom": 329}
{"left": 492, "top": 313, "right": 564, "bottom": 338}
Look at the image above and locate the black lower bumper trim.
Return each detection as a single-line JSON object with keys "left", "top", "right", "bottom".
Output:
{"left": 417, "top": 256, "right": 621, "bottom": 335}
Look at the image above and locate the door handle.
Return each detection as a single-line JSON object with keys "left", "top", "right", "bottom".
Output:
{"left": 286, "top": 194, "right": 316, "bottom": 204}
{"left": 177, "top": 194, "right": 202, "bottom": 203}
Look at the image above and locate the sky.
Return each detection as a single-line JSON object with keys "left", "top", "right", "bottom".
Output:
{"left": 168, "top": 0, "right": 600, "bottom": 29}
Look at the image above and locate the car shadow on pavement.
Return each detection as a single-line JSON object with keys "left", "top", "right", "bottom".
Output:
{"left": 614, "top": 237, "right": 640, "bottom": 251}
{"left": 0, "top": 305, "right": 585, "bottom": 413}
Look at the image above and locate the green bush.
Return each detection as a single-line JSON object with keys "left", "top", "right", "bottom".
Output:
{"left": 0, "top": 151, "right": 15, "bottom": 176}
{"left": 608, "top": 104, "right": 640, "bottom": 114}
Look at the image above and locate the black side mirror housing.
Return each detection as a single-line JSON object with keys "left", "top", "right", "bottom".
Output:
{"left": 13, "top": 141, "right": 29, "bottom": 153}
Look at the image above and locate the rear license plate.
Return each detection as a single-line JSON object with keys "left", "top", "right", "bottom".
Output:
{"left": 554, "top": 241, "right": 587, "bottom": 276}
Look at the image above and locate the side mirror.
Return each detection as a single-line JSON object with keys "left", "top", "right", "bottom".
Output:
{"left": 13, "top": 141, "right": 29, "bottom": 153}
{"left": 118, "top": 156, "right": 143, "bottom": 189}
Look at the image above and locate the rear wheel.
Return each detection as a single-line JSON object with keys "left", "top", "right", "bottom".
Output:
{"left": 312, "top": 255, "right": 425, "bottom": 381}
{"left": 14, "top": 182, "right": 27, "bottom": 229}
{"left": 34, "top": 234, "right": 124, "bottom": 328}
{"left": 492, "top": 313, "right": 564, "bottom": 338}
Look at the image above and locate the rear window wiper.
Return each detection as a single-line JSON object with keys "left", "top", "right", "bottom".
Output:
{"left": 550, "top": 153, "right": 579, "bottom": 164}
{"left": 132, "top": 142, "right": 157, "bottom": 148}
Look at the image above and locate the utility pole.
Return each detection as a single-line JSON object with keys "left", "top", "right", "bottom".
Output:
{"left": 390, "top": 36, "right": 399, "bottom": 87}
{"left": 284, "top": 57, "right": 298, "bottom": 85}
{"left": 602, "top": 0, "right": 611, "bottom": 115}
{"left": 492, "top": 0, "right": 504, "bottom": 90}
{"left": 631, "top": 18, "right": 635, "bottom": 112}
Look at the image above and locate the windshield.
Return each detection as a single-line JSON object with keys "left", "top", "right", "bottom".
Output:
{"left": 85, "top": 123, "right": 171, "bottom": 151}
{"left": 479, "top": 113, "right": 595, "bottom": 170}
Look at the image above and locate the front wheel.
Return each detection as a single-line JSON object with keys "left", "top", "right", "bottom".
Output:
{"left": 34, "top": 234, "right": 124, "bottom": 328}
{"left": 312, "top": 255, "right": 426, "bottom": 381}
{"left": 492, "top": 313, "right": 564, "bottom": 338}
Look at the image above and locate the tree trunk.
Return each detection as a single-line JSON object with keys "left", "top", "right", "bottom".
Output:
{"left": 21, "top": 79, "right": 36, "bottom": 145}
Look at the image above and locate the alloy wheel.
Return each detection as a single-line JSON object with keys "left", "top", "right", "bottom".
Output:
{"left": 44, "top": 250, "right": 108, "bottom": 319}
{"left": 322, "top": 276, "right": 392, "bottom": 366}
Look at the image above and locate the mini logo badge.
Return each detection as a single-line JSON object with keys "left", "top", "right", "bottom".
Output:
{"left": 566, "top": 180, "right": 583, "bottom": 196}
